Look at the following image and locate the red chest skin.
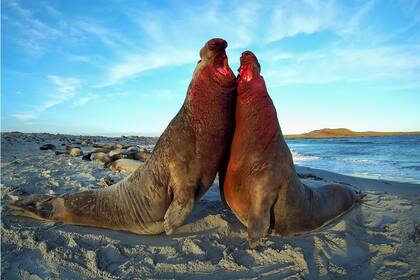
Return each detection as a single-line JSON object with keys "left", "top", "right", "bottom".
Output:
{"left": 188, "top": 63, "right": 236, "bottom": 187}
{"left": 224, "top": 69, "right": 284, "bottom": 224}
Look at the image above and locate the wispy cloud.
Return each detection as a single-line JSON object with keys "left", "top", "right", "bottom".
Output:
{"left": 5, "top": 0, "right": 63, "bottom": 54}
{"left": 74, "top": 20, "right": 135, "bottom": 50}
{"left": 72, "top": 93, "right": 103, "bottom": 107}
{"left": 13, "top": 75, "right": 81, "bottom": 121}
{"left": 42, "top": 2, "right": 62, "bottom": 18}
{"left": 36, "top": 75, "right": 81, "bottom": 112}
{"left": 263, "top": 44, "right": 420, "bottom": 87}
{"left": 98, "top": 1, "right": 265, "bottom": 86}
{"left": 5, "top": 0, "right": 420, "bottom": 132}
{"left": 102, "top": 49, "right": 197, "bottom": 86}
{"left": 12, "top": 113, "right": 36, "bottom": 122}
{"left": 338, "top": 0, "right": 376, "bottom": 36}
{"left": 266, "top": 0, "right": 336, "bottom": 43}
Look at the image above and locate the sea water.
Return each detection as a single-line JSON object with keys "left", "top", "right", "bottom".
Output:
{"left": 286, "top": 135, "right": 420, "bottom": 184}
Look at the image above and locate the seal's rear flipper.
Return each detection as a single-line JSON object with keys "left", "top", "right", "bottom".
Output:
{"left": 7, "top": 195, "right": 56, "bottom": 221}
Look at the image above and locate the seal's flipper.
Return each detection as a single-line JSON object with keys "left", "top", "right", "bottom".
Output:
{"left": 163, "top": 195, "right": 194, "bottom": 235}
{"left": 247, "top": 184, "right": 278, "bottom": 247}
{"left": 8, "top": 195, "right": 57, "bottom": 221}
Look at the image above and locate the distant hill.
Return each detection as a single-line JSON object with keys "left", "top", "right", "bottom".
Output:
{"left": 285, "top": 128, "right": 420, "bottom": 139}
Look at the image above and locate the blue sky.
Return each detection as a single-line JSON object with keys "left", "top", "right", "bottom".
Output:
{"left": 2, "top": 0, "right": 420, "bottom": 135}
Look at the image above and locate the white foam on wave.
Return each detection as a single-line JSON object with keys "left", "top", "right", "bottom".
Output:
{"left": 291, "top": 150, "right": 320, "bottom": 162}
{"left": 335, "top": 157, "right": 379, "bottom": 164}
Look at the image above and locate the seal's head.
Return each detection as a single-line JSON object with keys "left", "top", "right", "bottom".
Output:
{"left": 238, "top": 51, "right": 261, "bottom": 84}
{"left": 193, "top": 38, "right": 235, "bottom": 86}
{"left": 237, "top": 51, "right": 266, "bottom": 96}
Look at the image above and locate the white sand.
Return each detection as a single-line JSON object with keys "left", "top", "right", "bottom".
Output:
{"left": 1, "top": 132, "right": 419, "bottom": 279}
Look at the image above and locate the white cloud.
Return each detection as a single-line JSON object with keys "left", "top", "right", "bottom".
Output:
{"left": 265, "top": 0, "right": 336, "bottom": 43}
{"left": 6, "top": 0, "right": 420, "bottom": 120}
{"left": 73, "top": 93, "right": 103, "bottom": 106}
{"left": 48, "top": 75, "right": 81, "bottom": 98}
{"left": 6, "top": 0, "right": 63, "bottom": 54}
{"left": 338, "top": 0, "right": 376, "bottom": 36}
{"left": 13, "top": 75, "right": 82, "bottom": 122}
{"left": 99, "top": 0, "right": 264, "bottom": 86}
{"left": 103, "top": 49, "right": 197, "bottom": 86}
{"left": 42, "top": 2, "right": 62, "bottom": 18}
{"left": 74, "top": 21, "right": 135, "bottom": 50}
{"left": 263, "top": 44, "right": 420, "bottom": 87}
{"left": 33, "top": 75, "right": 81, "bottom": 112}
{"left": 12, "top": 113, "right": 36, "bottom": 121}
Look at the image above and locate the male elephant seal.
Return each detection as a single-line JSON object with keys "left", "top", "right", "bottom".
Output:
{"left": 221, "top": 51, "right": 364, "bottom": 245}
{"left": 9, "top": 38, "right": 236, "bottom": 235}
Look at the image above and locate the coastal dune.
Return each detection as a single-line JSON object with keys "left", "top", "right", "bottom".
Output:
{"left": 1, "top": 133, "right": 419, "bottom": 279}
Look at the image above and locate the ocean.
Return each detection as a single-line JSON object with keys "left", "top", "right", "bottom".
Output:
{"left": 286, "top": 135, "right": 420, "bottom": 184}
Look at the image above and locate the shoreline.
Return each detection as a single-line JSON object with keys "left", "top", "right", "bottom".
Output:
{"left": 285, "top": 134, "right": 420, "bottom": 139}
{"left": 3, "top": 130, "right": 420, "bottom": 140}
{"left": 296, "top": 165, "right": 420, "bottom": 195}
{"left": 285, "top": 128, "right": 420, "bottom": 139}
{"left": 1, "top": 132, "right": 419, "bottom": 279}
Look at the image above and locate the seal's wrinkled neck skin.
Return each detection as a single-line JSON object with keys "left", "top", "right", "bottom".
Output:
{"left": 186, "top": 38, "right": 236, "bottom": 186}
{"left": 187, "top": 38, "right": 236, "bottom": 134}
{"left": 234, "top": 50, "right": 281, "bottom": 146}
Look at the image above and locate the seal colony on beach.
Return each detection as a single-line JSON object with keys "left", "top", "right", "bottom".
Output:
{"left": 8, "top": 38, "right": 236, "bottom": 235}
{"left": 220, "top": 51, "right": 365, "bottom": 246}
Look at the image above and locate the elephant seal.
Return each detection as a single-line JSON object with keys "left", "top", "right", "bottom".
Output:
{"left": 9, "top": 38, "right": 236, "bottom": 235}
{"left": 68, "top": 147, "right": 83, "bottom": 157}
{"left": 221, "top": 51, "right": 364, "bottom": 245}
{"left": 107, "top": 159, "right": 144, "bottom": 173}
{"left": 90, "top": 152, "right": 112, "bottom": 164}
{"left": 40, "top": 144, "right": 55, "bottom": 150}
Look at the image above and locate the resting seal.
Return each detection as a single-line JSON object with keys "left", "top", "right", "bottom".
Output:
{"left": 221, "top": 51, "right": 364, "bottom": 245}
{"left": 107, "top": 159, "right": 144, "bottom": 173}
{"left": 9, "top": 38, "right": 236, "bottom": 235}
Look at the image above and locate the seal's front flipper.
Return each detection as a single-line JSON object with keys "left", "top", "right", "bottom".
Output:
{"left": 163, "top": 196, "right": 194, "bottom": 235}
{"left": 7, "top": 195, "right": 56, "bottom": 221}
{"left": 247, "top": 186, "right": 277, "bottom": 247}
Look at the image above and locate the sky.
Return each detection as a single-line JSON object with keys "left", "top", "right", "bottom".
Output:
{"left": 2, "top": 0, "right": 420, "bottom": 136}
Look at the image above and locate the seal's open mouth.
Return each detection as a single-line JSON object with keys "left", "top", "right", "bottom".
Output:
{"left": 214, "top": 53, "right": 231, "bottom": 76}
{"left": 238, "top": 64, "right": 253, "bottom": 83}
{"left": 238, "top": 51, "right": 259, "bottom": 83}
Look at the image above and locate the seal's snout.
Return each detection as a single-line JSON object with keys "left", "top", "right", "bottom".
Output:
{"left": 207, "top": 38, "right": 228, "bottom": 51}
{"left": 240, "top": 51, "right": 259, "bottom": 67}
{"left": 242, "top": 51, "right": 254, "bottom": 57}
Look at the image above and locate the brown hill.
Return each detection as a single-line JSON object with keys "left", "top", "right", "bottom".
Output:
{"left": 285, "top": 128, "right": 420, "bottom": 139}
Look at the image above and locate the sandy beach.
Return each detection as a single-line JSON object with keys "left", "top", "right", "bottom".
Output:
{"left": 1, "top": 132, "right": 419, "bottom": 279}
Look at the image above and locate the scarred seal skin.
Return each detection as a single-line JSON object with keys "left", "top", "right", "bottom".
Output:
{"left": 8, "top": 38, "right": 236, "bottom": 235}
{"left": 221, "top": 51, "right": 365, "bottom": 246}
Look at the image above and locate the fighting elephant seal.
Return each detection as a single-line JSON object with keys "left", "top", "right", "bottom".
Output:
{"left": 221, "top": 51, "right": 364, "bottom": 245}
{"left": 9, "top": 38, "right": 236, "bottom": 235}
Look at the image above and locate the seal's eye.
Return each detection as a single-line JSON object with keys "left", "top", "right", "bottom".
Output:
{"left": 197, "top": 60, "right": 202, "bottom": 64}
